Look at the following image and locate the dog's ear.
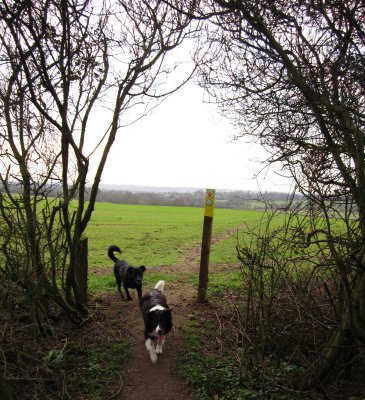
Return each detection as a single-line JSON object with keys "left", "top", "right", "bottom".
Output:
{"left": 139, "top": 265, "right": 146, "bottom": 272}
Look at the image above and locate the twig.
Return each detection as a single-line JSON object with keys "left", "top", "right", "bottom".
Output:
{"left": 105, "top": 372, "right": 124, "bottom": 400}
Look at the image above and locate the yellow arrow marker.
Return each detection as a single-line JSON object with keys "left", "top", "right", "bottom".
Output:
{"left": 204, "top": 188, "right": 216, "bottom": 217}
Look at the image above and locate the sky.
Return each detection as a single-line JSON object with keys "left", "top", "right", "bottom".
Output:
{"left": 92, "top": 82, "right": 293, "bottom": 193}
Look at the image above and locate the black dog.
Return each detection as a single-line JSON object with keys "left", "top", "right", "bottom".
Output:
{"left": 108, "top": 245, "right": 146, "bottom": 302}
{"left": 140, "top": 280, "right": 173, "bottom": 363}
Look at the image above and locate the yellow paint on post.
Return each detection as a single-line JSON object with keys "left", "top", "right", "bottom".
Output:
{"left": 204, "top": 189, "right": 216, "bottom": 217}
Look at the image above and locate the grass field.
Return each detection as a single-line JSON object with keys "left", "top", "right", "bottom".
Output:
{"left": 86, "top": 203, "right": 266, "bottom": 268}
{"left": 85, "top": 202, "right": 267, "bottom": 293}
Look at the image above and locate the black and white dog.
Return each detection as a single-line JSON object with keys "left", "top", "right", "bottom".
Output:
{"left": 108, "top": 245, "right": 146, "bottom": 302}
{"left": 140, "top": 280, "right": 173, "bottom": 363}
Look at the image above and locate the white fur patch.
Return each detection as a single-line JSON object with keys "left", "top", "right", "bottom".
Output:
{"left": 154, "top": 280, "right": 165, "bottom": 292}
{"left": 148, "top": 305, "right": 166, "bottom": 312}
{"left": 145, "top": 338, "right": 157, "bottom": 363}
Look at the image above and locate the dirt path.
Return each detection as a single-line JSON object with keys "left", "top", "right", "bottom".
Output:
{"left": 100, "top": 227, "right": 240, "bottom": 400}
{"left": 115, "top": 276, "right": 196, "bottom": 399}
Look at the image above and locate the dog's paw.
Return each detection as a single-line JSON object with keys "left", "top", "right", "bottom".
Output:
{"left": 150, "top": 352, "right": 158, "bottom": 363}
{"left": 156, "top": 344, "right": 163, "bottom": 354}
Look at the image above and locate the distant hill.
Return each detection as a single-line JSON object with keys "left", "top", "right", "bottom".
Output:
{"left": 99, "top": 184, "right": 231, "bottom": 193}
{"left": 93, "top": 184, "right": 301, "bottom": 210}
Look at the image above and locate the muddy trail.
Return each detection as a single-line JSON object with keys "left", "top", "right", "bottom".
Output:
{"left": 97, "top": 227, "right": 239, "bottom": 400}
{"left": 110, "top": 272, "right": 196, "bottom": 400}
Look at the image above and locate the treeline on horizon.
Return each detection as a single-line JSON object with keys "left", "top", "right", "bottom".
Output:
{"left": 85, "top": 188, "right": 302, "bottom": 210}
{"left": 1, "top": 182, "right": 301, "bottom": 210}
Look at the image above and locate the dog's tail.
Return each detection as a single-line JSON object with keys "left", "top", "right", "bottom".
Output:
{"left": 108, "top": 245, "right": 123, "bottom": 262}
{"left": 154, "top": 280, "right": 165, "bottom": 293}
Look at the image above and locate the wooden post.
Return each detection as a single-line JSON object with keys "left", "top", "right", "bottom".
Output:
{"left": 197, "top": 189, "right": 215, "bottom": 303}
{"left": 76, "top": 236, "right": 88, "bottom": 305}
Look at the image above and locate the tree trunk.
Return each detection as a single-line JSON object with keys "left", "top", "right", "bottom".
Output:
{"left": 75, "top": 236, "right": 88, "bottom": 306}
{"left": 352, "top": 270, "right": 365, "bottom": 340}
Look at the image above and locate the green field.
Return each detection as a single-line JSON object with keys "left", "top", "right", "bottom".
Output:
{"left": 85, "top": 203, "right": 267, "bottom": 292}
{"left": 86, "top": 203, "right": 266, "bottom": 267}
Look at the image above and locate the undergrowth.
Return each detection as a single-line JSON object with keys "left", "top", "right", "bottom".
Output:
{"left": 179, "top": 314, "right": 304, "bottom": 400}
{"left": 1, "top": 299, "right": 130, "bottom": 399}
{"left": 178, "top": 276, "right": 365, "bottom": 400}
{"left": 66, "top": 336, "right": 129, "bottom": 398}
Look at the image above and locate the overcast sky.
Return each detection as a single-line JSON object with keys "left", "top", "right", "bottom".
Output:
{"left": 91, "top": 82, "right": 293, "bottom": 193}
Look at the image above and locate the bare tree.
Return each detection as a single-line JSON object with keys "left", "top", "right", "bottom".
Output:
{"left": 0, "top": 0, "right": 195, "bottom": 323}
{"left": 174, "top": 0, "right": 365, "bottom": 389}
